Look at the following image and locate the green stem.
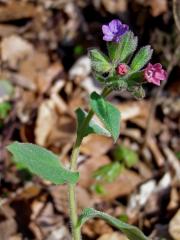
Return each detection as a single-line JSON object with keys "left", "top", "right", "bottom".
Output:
{"left": 68, "top": 88, "right": 112, "bottom": 240}
{"left": 68, "top": 138, "right": 81, "bottom": 240}
{"left": 68, "top": 113, "right": 94, "bottom": 240}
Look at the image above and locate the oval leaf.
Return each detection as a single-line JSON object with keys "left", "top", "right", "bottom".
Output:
{"left": 107, "top": 31, "right": 138, "bottom": 63}
{"left": 90, "top": 92, "right": 121, "bottom": 142}
{"left": 78, "top": 208, "right": 149, "bottom": 240}
{"left": 89, "top": 49, "right": 112, "bottom": 73}
{"left": 130, "top": 46, "right": 153, "bottom": 71}
{"left": 7, "top": 142, "right": 79, "bottom": 184}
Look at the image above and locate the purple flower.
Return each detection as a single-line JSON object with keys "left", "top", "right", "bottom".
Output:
{"left": 144, "top": 63, "right": 167, "bottom": 86}
{"left": 102, "top": 19, "right": 129, "bottom": 42}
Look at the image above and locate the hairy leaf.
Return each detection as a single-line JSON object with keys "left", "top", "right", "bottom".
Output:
{"left": 7, "top": 142, "right": 79, "bottom": 184}
{"left": 132, "top": 86, "right": 145, "bottom": 99}
{"left": 90, "top": 92, "right": 121, "bottom": 142}
{"left": 126, "top": 71, "right": 144, "bottom": 87}
{"left": 106, "top": 74, "right": 128, "bottom": 90}
{"left": 89, "top": 49, "right": 112, "bottom": 73}
{"left": 78, "top": 208, "right": 149, "bottom": 240}
{"left": 130, "top": 46, "right": 153, "bottom": 71}
{"left": 107, "top": 31, "right": 138, "bottom": 63}
{"left": 76, "top": 108, "right": 111, "bottom": 138}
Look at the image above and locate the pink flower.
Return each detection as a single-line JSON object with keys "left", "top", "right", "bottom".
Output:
{"left": 144, "top": 63, "right": 167, "bottom": 86}
{"left": 116, "top": 63, "right": 128, "bottom": 76}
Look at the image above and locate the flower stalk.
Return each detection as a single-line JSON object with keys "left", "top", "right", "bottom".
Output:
{"left": 68, "top": 87, "right": 112, "bottom": 240}
{"left": 68, "top": 113, "right": 94, "bottom": 240}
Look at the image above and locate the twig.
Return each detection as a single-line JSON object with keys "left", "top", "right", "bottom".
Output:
{"left": 173, "top": 0, "right": 180, "bottom": 32}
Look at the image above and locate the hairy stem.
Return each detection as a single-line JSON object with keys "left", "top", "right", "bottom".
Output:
{"left": 68, "top": 88, "right": 111, "bottom": 240}
{"left": 68, "top": 111, "right": 94, "bottom": 240}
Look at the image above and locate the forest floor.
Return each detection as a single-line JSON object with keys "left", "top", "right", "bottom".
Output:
{"left": 0, "top": 1, "right": 180, "bottom": 240}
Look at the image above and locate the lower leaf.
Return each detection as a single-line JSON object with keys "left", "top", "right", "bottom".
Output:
{"left": 7, "top": 142, "right": 79, "bottom": 184}
{"left": 78, "top": 208, "right": 149, "bottom": 240}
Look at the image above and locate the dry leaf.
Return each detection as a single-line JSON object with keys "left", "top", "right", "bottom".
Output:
{"left": 97, "top": 232, "right": 128, "bottom": 240}
{"left": 69, "top": 56, "right": 91, "bottom": 80}
{"left": 1, "top": 35, "right": 34, "bottom": 68}
{"left": 169, "top": 209, "right": 180, "bottom": 240}
{"left": 149, "top": 0, "right": 168, "bottom": 17}
{"left": 82, "top": 219, "right": 113, "bottom": 238}
{"left": 101, "top": 170, "right": 142, "bottom": 200}
{"left": 0, "top": 218, "right": 17, "bottom": 240}
{"left": 35, "top": 99, "right": 58, "bottom": 146}
{"left": 49, "top": 185, "right": 93, "bottom": 215}
{"left": 0, "top": 1, "right": 37, "bottom": 21}
{"left": 96, "top": 0, "right": 127, "bottom": 13}
{"left": 81, "top": 135, "right": 113, "bottom": 157}
{"left": 79, "top": 155, "right": 110, "bottom": 188}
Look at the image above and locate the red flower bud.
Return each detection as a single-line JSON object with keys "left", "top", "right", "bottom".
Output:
{"left": 116, "top": 64, "right": 128, "bottom": 76}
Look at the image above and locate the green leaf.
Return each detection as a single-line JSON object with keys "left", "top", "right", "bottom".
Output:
{"left": 0, "top": 102, "right": 11, "bottom": 119}
{"left": 132, "top": 86, "right": 145, "bottom": 99}
{"left": 118, "top": 214, "right": 129, "bottom": 223}
{"left": 107, "top": 31, "right": 138, "bottom": 63}
{"left": 76, "top": 108, "right": 111, "bottom": 138}
{"left": 93, "top": 72, "right": 106, "bottom": 83}
{"left": 93, "top": 162, "right": 123, "bottom": 183}
{"left": 0, "top": 80, "right": 14, "bottom": 98}
{"left": 130, "top": 46, "right": 153, "bottom": 71}
{"left": 106, "top": 74, "right": 128, "bottom": 90}
{"left": 106, "top": 71, "right": 144, "bottom": 91}
{"left": 89, "top": 49, "right": 112, "bottom": 73}
{"left": 126, "top": 71, "right": 144, "bottom": 87}
{"left": 113, "top": 145, "right": 139, "bottom": 168}
{"left": 176, "top": 151, "right": 180, "bottom": 160}
{"left": 7, "top": 142, "right": 79, "bottom": 184}
{"left": 91, "top": 183, "right": 106, "bottom": 195}
{"left": 90, "top": 92, "right": 121, "bottom": 142}
{"left": 77, "top": 208, "right": 149, "bottom": 240}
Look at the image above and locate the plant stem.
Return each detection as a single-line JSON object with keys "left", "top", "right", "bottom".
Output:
{"left": 68, "top": 137, "right": 81, "bottom": 240}
{"left": 68, "top": 111, "right": 94, "bottom": 240}
{"left": 68, "top": 88, "right": 111, "bottom": 240}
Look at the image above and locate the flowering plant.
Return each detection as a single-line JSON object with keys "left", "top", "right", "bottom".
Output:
{"left": 7, "top": 19, "right": 167, "bottom": 240}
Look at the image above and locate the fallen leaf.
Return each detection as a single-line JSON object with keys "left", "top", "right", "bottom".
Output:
{"left": 49, "top": 185, "right": 93, "bottom": 215}
{"left": 97, "top": 232, "right": 128, "bottom": 240}
{"left": 1, "top": 35, "right": 34, "bottom": 69}
{"left": 100, "top": 170, "right": 143, "bottom": 200}
{"left": 81, "top": 135, "right": 113, "bottom": 157}
{"left": 0, "top": 218, "right": 17, "bottom": 240}
{"left": 35, "top": 99, "right": 58, "bottom": 146}
{"left": 0, "top": 1, "right": 37, "bottom": 21}
{"left": 99, "top": 0, "right": 127, "bottom": 13}
{"left": 169, "top": 209, "right": 180, "bottom": 240}
{"left": 79, "top": 155, "right": 110, "bottom": 188}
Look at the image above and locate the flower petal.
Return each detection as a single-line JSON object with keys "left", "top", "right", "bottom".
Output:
{"left": 155, "top": 70, "right": 167, "bottom": 81}
{"left": 154, "top": 63, "right": 162, "bottom": 69}
{"left": 152, "top": 78, "right": 161, "bottom": 86}
{"left": 103, "top": 35, "right": 114, "bottom": 41}
{"left": 118, "top": 24, "right": 129, "bottom": 35}
{"left": 102, "top": 25, "right": 113, "bottom": 36}
{"left": 109, "top": 19, "right": 122, "bottom": 33}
